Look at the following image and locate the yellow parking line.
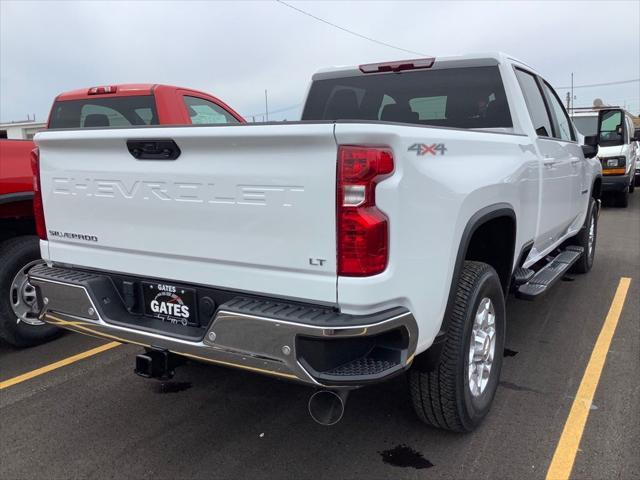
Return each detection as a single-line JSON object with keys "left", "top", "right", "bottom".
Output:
{"left": 546, "top": 277, "right": 632, "bottom": 480}
{"left": 0, "top": 341, "right": 120, "bottom": 390}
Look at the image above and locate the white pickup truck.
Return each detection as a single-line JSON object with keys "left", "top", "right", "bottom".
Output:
{"left": 29, "top": 53, "right": 602, "bottom": 431}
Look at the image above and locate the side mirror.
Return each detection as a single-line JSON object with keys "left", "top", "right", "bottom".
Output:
{"left": 584, "top": 135, "right": 598, "bottom": 146}
{"left": 581, "top": 144, "right": 598, "bottom": 159}
{"left": 582, "top": 135, "right": 598, "bottom": 159}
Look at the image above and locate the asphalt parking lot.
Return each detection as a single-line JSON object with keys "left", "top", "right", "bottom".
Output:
{"left": 1, "top": 194, "right": 638, "bottom": 480}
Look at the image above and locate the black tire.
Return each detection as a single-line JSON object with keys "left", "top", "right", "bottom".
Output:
{"left": 569, "top": 198, "right": 598, "bottom": 274}
{"left": 0, "top": 236, "right": 61, "bottom": 347}
{"left": 409, "top": 261, "right": 505, "bottom": 432}
{"left": 629, "top": 179, "right": 635, "bottom": 193}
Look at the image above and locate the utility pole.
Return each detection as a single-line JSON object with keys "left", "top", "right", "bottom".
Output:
{"left": 265, "top": 89, "right": 269, "bottom": 122}
{"left": 571, "top": 73, "right": 574, "bottom": 110}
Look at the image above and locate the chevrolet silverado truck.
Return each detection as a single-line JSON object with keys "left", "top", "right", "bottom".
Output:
{"left": 571, "top": 106, "right": 638, "bottom": 207}
{"left": 0, "top": 84, "right": 243, "bottom": 347}
{"left": 29, "top": 53, "right": 602, "bottom": 431}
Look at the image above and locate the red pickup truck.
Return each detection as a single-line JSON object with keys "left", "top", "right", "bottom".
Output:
{"left": 0, "top": 84, "right": 244, "bottom": 346}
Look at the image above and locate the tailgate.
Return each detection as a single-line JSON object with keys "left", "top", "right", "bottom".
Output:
{"left": 36, "top": 124, "right": 338, "bottom": 304}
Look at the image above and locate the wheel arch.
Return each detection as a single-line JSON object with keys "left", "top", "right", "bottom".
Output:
{"left": 0, "top": 194, "right": 36, "bottom": 243}
{"left": 413, "top": 203, "right": 516, "bottom": 372}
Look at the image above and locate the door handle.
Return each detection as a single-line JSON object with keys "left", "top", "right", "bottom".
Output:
{"left": 570, "top": 159, "right": 580, "bottom": 166}
{"left": 544, "top": 160, "right": 558, "bottom": 167}
{"left": 127, "top": 139, "right": 181, "bottom": 160}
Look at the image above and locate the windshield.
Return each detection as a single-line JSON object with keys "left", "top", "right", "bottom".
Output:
{"left": 571, "top": 115, "right": 598, "bottom": 137}
{"left": 302, "top": 66, "right": 512, "bottom": 129}
{"left": 49, "top": 95, "right": 159, "bottom": 129}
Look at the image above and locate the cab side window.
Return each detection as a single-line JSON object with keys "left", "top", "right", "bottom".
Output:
{"left": 541, "top": 82, "right": 576, "bottom": 142}
{"left": 183, "top": 96, "right": 239, "bottom": 125}
{"left": 515, "top": 69, "right": 553, "bottom": 137}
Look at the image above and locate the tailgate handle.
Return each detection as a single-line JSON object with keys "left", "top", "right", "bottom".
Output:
{"left": 127, "top": 139, "right": 181, "bottom": 160}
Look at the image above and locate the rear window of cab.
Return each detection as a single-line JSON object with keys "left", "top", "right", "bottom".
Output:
{"left": 302, "top": 66, "right": 512, "bottom": 129}
{"left": 49, "top": 95, "right": 159, "bottom": 129}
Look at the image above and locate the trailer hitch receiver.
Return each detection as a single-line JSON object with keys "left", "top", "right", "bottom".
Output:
{"left": 134, "top": 348, "right": 184, "bottom": 380}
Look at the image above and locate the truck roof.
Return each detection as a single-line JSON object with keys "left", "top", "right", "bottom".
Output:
{"left": 570, "top": 110, "right": 600, "bottom": 118}
{"left": 311, "top": 52, "right": 538, "bottom": 81}
{"left": 56, "top": 84, "right": 155, "bottom": 101}
{"left": 55, "top": 83, "right": 217, "bottom": 101}
{"left": 570, "top": 107, "right": 634, "bottom": 118}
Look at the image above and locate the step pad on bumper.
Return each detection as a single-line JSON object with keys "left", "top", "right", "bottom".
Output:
{"left": 324, "top": 356, "right": 399, "bottom": 377}
{"left": 29, "top": 264, "right": 103, "bottom": 284}
{"left": 221, "top": 296, "right": 407, "bottom": 327}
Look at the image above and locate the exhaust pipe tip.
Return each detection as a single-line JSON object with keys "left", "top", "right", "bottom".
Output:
{"left": 308, "top": 389, "right": 348, "bottom": 426}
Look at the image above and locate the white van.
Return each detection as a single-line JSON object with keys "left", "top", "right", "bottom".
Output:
{"left": 572, "top": 107, "right": 638, "bottom": 207}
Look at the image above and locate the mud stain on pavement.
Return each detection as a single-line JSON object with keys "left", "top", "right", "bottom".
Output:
{"left": 380, "top": 445, "right": 434, "bottom": 469}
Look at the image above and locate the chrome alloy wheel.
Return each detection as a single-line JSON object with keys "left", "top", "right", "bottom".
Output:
{"left": 468, "top": 297, "right": 496, "bottom": 397}
{"left": 10, "top": 260, "right": 45, "bottom": 326}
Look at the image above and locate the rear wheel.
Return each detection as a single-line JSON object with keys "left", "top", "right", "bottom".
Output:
{"left": 0, "top": 236, "right": 61, "bottom": 347}
{"left": 409, "top": 261, "right": 505, "bottom": 432}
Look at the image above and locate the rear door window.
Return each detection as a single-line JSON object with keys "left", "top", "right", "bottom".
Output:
{"left": 303, "top": 66, "right": 512, "bottom": 129}
{"left": 183, "top": 96, "right": 239, "bottom": 125}
{"left": 49, "top": 95, "right": 158, "bottom": 128}
{"left": 541, "top": 82, "right": 575, "bottom": 141}
{"left": 514, "top": 69, "right": 553, "bottom": 137}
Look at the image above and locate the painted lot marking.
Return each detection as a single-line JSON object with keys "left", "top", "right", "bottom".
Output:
{"left": 546, "top": 277, "right": 632, "bottom": 480}
{"left": 0, "top": 341, "right": 120, "bottom": 390}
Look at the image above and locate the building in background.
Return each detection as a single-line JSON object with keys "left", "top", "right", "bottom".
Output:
{"left": 0, "top": 120, "right": 46, "bottom": 140}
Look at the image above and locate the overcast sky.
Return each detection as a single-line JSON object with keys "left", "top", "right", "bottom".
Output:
{"left": 1, "top": 0, "right": 639, "bottom": 123}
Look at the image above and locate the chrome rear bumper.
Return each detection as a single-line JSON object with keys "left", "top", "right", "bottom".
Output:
{"left": 29, "top": 264, "right": 418, "bottom": 387}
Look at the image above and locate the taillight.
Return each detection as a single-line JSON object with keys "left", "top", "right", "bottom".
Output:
{"left": 30, "top": 147, "right": 47, "bottom": 240}
{"left": 337, "top": 146, "right": 394, "bottom": 276}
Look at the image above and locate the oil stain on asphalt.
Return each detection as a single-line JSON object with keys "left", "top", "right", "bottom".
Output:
{"left": 156, "top": 381, "right": 192, "bottom": 393}
{"left": 503, "top": 348, "right": 519, "bottom": 357}
{"left": 499, "top": 381, "right": 542, "bottom": 394}
{"left": 380, "top": 445, "right": 434, "bottom": 469}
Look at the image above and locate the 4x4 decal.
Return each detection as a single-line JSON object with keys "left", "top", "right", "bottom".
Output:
{"left": 408, "top": 143, "right": 447, "bottom": 156}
